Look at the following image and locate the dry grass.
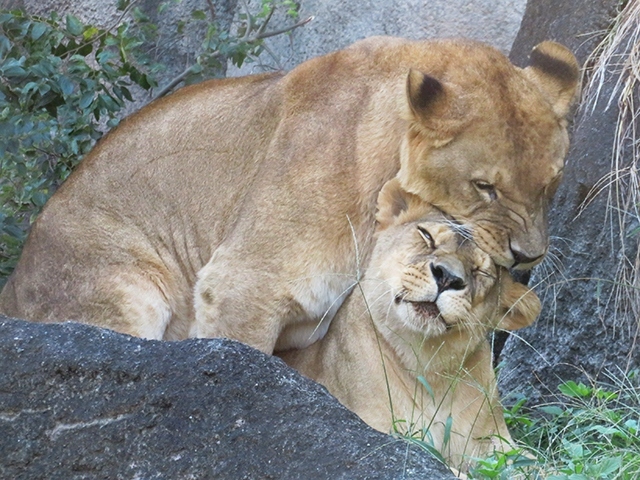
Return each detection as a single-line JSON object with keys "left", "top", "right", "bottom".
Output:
{"left": 573, "top": 0, "right": 640, "bottom": 362}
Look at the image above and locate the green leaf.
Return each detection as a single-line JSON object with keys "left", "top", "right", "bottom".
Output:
{"left": 540, "top": 405, "right": 564, "bottom": 416}
{"left": 38, "top": 83, "right": 51, "bottom": 96}
{"left": 96, "top": 49, "right": 117, "bottom": 65}
{"left": 558, "top": 381, "right": 591, "bottom": 398}
{"left": 624, "top": 418, "right": 638, "bottom": 433}
{"left": 97, "top": 93, "right": 119, "bottom": 112}
{"left": 66, "top": 15, "right": 84, "bottom": 36}
{"left": 58, "top": 76, "right": 75, "bottom": 96}
{"left": 31, "top": 191, "right": 48, "bottom": 207}
{"left": 83, "top": 26, "right": 99, "bottom": 41}
{"left": 416, "top": 376, "right": 435, "bottom": 401}
{"left": 77, "top": 42, "right": 93, "bottom": 56}
{"left": 0, "top": 35, "right": 10, "bottom": 57}
{"left": 442, "top": 415, "right": 452, "bottom": 449}
{"left": 191, "top": 9, "right": 207, "bottom": 20}
{"left": 0, "top": 13, "right": 14, "bottom": 24}
{"left": 30, "top": 22, "right": 48, "bottom": 41}
{"left": 590, "top": 425, "right": 621, "bottom": 436}
{"left": 4, "top": 225, "right": 25, "bottom": 239}
{"left": 2, "top": 63, "right": 27, "bottom": 78}
{"left": 592, "top": 456, "right": 622, "bottom": 476}
{"left": 129, "top": 70, "right": 152, "bottom": 90}
{"left": 79, "top": 92, "right": 94, "bottom": 109}
{"left": 21, "top": 81, "right": 39, "bottom": 95}
{"left": 562, "top": 440, "right": 584, "bottom": 459}
{"left": 120, "top": 86, "right": 133, "bottom": 102}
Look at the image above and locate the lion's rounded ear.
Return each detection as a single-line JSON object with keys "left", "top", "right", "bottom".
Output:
{"left": 496, "top": 275, "right": 541, "bottom": 331}
{"left": 405, "top": 69, "right": 467, "bottom": 145}
{"left": 376, "top": 178, "right": 423, "bottom": 229}
{"left": 523, "top": 41, "right": 580, "bottom": 119}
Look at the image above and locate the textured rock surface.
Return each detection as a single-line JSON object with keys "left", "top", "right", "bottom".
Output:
{"left": 499, "top": 0, "right": 638, "bottom": 405}
{"left": 4, "top": 0, "right": 526, "bottom": 84}
{"left": 0, "top": 316, "right": 455, "bottom": 479}
{"left": 510, "top": 0, "right": 617, "bottom": 65}
{"left": 228, "top": 0, "right": 526, "bottom": 76}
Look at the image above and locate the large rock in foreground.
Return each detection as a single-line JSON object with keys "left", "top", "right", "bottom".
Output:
{"left": 0, "top": 316, "right": 454, "bottom": 479}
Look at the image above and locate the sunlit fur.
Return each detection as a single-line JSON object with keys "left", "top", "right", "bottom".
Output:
{"left": 280, "top": 179, "right": 541, "bottom": 471}
{"left": 0, "top": 37, "right": 572, "bottom": 355}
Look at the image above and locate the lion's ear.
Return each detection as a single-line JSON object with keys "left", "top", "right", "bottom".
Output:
{"left": 376, "top": 178, "right": 424, "bottom": 229}
{"left": 523, "top": 41, "right": 580, "bottom": 119}
{"left": 405, "top": 69, "right": 467, "bottom": 145}
{"left": 496, "top": 274, "right": 541, "bottom": 331}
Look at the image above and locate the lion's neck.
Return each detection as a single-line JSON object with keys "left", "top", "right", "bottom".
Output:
{"left": 280, "top": 286, "right": 485, "bottom": 431}
{"left": 381, "top": 325, "right": 485, "bottom": 381}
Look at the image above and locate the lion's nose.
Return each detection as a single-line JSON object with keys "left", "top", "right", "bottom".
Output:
{"left": 430, "top": 263, "right": 465, "bottom": 293}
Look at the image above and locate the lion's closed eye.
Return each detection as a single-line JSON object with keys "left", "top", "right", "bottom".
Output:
{"left": 417, "top": 226, "right": 435, "bottom": 249}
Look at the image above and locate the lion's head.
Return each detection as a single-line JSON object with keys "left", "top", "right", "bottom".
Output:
{"left": 396, "top": 40, "right": 580, "bottom": 269}
{"left": 369, "top": 178, "right": 541, "bottom": 371}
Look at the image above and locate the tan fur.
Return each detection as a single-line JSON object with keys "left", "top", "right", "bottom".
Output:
{"left": 0, "top": 37, "right": 574, "bottom": 353}
{"left": 279, "top": 180, "right": 541, "bottom": 470}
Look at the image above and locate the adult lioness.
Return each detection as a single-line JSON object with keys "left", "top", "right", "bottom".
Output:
{"left": 279, "top": 179, "right": 541, "bottom": 469}
{"left": 0, "top": 37, "right": 577, "bottom": 352}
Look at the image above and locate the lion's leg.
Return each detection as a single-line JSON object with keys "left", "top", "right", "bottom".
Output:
{"left": 192, "top": 258, "right": 282, "bottom": 354}
{"left": 445, "top": 344, "right": 515, "bottom": 469}
{"left": 72, "top": 268, "right": 175, "bottom": 340}
{"left": 190, "top": 242, "right": 316, "bottom": 354}
{"left": 104, "top": 281, "right": 173, "bottom": 339}
{"left": 192, "top": 231, "right": 358, "bottom": 354}
{"left": 3, "top": 267, "right": 174, "bottom": 340}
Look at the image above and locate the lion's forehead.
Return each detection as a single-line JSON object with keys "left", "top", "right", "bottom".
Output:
{"left": 460, "top": 108, "right": 566, "bottom": 201}
{"left": 509, "top": 112, "right": 567, "bottom": 183}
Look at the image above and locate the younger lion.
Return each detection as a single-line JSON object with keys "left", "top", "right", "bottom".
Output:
{"left": 279, "top": 179, "right": 541, "bottom": 469}
{"left": 0, "top": 37, "right": 572, "bottom": 354}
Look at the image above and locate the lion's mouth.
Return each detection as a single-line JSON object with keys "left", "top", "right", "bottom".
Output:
{"left": 394, "top": 296, "right": 449, "bottom": 327}
{"left": 409, "top": 300, "right": 440, "bottom": 318}
{"left": 403, "top": 300, "right": 453, "bottom": 330}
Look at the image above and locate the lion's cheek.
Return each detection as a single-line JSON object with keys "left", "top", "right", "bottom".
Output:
{"left": 469, "top": 224, "right": 512, "bottom": 268}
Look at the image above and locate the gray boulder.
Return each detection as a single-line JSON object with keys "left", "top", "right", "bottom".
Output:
{"left": 499, "top": 0, "right": 638, "bottom": 405}
{"left": 228, "top": 0, "right": 527, "bottom": 76}
{"left": 0, "top": 316, "right": 455, "bottom": 479}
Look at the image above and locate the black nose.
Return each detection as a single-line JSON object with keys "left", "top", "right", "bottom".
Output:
{"left": 510, "top": 247, "right": 544, "bottom": 267}
{"left": 430, "top": 263, "right": 465, "bottom": 293}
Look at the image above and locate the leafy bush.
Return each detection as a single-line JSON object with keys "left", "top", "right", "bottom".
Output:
{"left": 393, "top": 371, "right": 640, "bottom": 478}
{"left": 0, "top": 8, "right": 157, "bottom": 283}
{"left": 468, "top": 373, "right": 640, "bottom": 479}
